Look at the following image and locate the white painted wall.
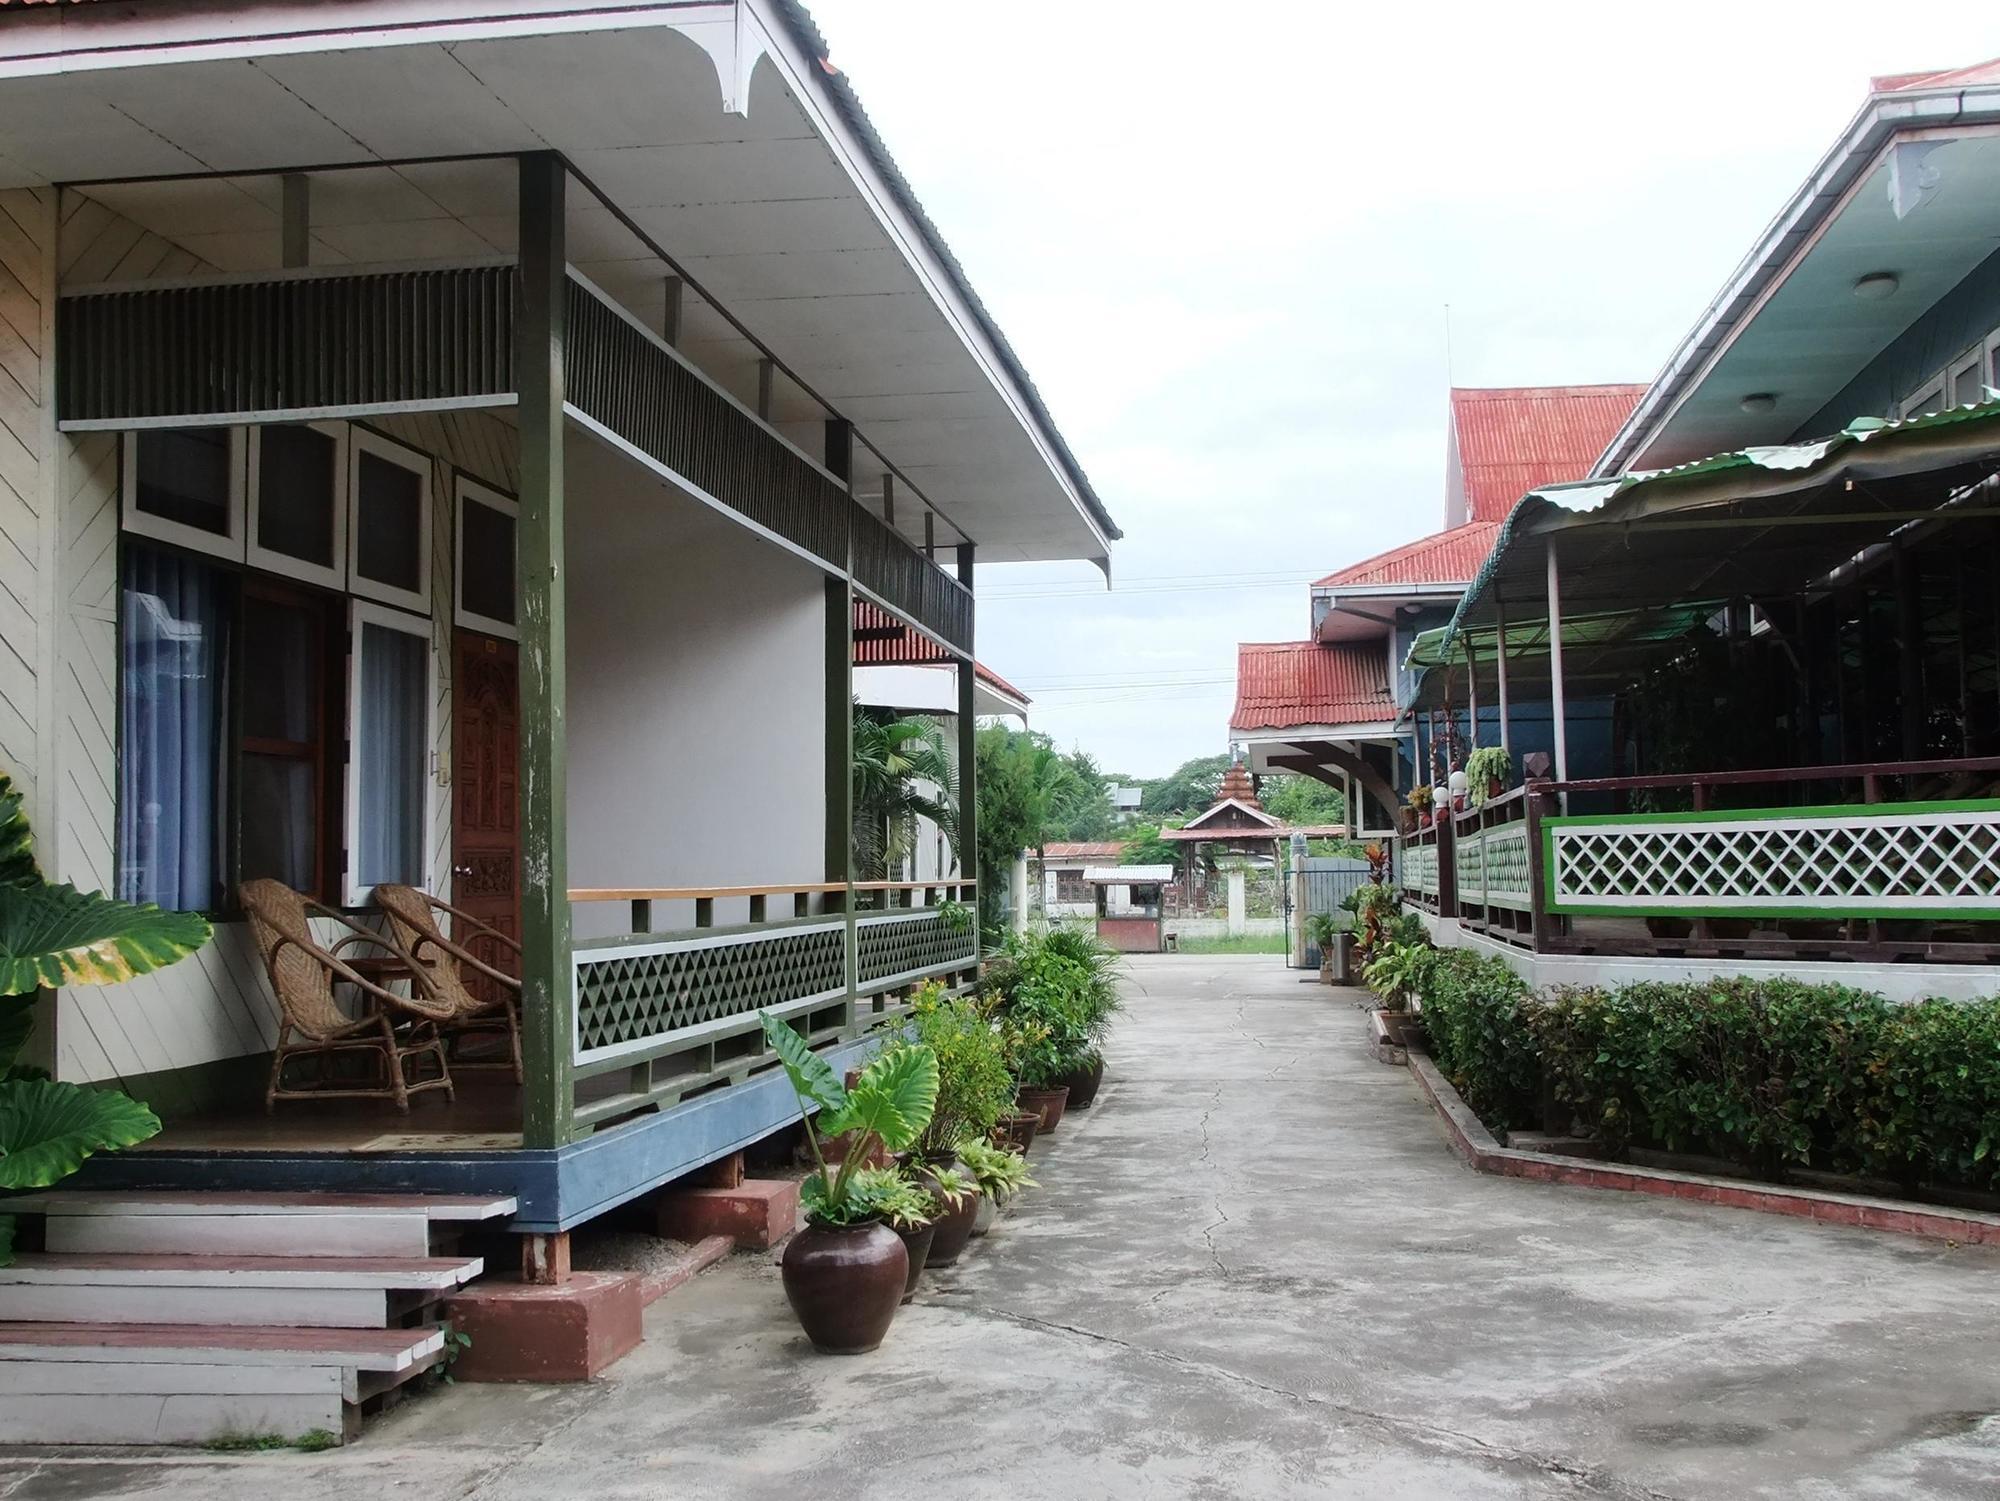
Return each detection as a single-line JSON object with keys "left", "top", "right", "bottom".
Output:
{"left": 563, "top": 433, "right": 825, "bottom": 942}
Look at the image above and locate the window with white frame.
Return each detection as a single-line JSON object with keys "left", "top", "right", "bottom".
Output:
{"left": 1900, "top": 373, "right": 1947, "bottom": 420}
{"left": 345, "top": 601, "right": 436, "bottom": 905}
{"left": 117, "top": 421, "right": 443, "bottom": 913}
{"left": 348, "top": 428, "right": 432, "bottom": 615}
{"left": 1899, "top": 334, "right": 1999, "bottom": 419}
{"left": 454, "top": 475, "right": 517, "bottom": 639}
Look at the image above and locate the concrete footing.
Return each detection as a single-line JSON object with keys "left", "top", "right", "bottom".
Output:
{"left": 656, "top": 1178, "right": 800, "bottom": 1250}
{"left": 443, "top": 1270, "right": 643, "bottom": 1383}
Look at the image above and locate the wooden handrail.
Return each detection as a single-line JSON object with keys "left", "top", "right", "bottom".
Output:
{"left": 569, "top": 883, "right": 849, "bottom": 902}
{"left": 569, "top": 879, "right": 975, "bottom": 902}
{"left": 1549, "top": 755, "right": 2000, "bottom": 797}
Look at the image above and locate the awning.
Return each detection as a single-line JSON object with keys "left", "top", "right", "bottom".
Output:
{"left": 1432, "top": 400, "right": 2000, "bottom": 668}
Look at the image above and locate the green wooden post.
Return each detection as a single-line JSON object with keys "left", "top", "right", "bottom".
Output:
{"left": 825, "top": 420, "right": 857, "bottom": 1022}
{"left": 517, "top": 152, "right": 575, "bottom": 1149}
{"left": 956, "top": 543, "right": 977, "bottom": 958}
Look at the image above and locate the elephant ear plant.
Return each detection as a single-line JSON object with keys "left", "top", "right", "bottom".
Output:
{"left": 0, "top": 774, "right": 211, "bottom": 1262}
{"left": 760, "top": 1012, "right": 940, "bottom": 1353}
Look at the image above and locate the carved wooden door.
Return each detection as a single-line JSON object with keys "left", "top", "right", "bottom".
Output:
{"left": 452, "top": 630, "right": 520, "bottom": 998}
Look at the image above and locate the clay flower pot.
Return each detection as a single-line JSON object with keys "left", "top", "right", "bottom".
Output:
{"left": 1017, "top": 1084, "right": 1070, "bottom": 1135}
{"left": 995, "top": 1110, "right": 1040, "bottom": 1153}
{"left": 918, "top": 1157, "right": 982, "bottom": 1267}
{"left": 1056, "top": 1055, "right": 1106, "bottom": 1111}
{"left": 781, "top": 1220, "right": 908, "bottom": 1354}
{"left": 891, "top": 1220, "right": 936, "bottom": 1304}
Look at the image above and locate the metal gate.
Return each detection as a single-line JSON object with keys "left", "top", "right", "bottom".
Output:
{"left": 1290, "top": 856, "right": 1370, "bottom": 969}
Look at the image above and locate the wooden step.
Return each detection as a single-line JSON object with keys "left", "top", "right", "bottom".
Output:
{"left": 2, "top": 1191, "right": 515, "bottom": 1258}
{"left": 0, "top": 1323, "right": 445, "bottom": 1446}
{"left": 0, "top": 1253, "right": 483, "bottom": 1327}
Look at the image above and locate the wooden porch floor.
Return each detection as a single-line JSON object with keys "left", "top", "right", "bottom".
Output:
{"left": 134, "top": 1080, "right": 528, "bottom": 1155}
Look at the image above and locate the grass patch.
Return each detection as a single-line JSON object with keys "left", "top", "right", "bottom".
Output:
{"left": 1169, "top": 932, "right": 1288, "bottom": 955}
{"left": 204, "top": 1429, "right": 340, "bottom": 1454}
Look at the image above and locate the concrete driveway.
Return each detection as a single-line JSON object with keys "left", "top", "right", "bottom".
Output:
{"left": 4, "top": 954, "right": 1996, "bottom": 1498}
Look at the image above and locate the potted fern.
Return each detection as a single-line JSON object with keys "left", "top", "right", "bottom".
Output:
{"left": 1466, "top": 746, "right": 1512, "bottom": 806}
{"left": 1303, "top": 912, "right": 1341, "bottom": 984}
{"left": 760, "top": 1013, "right": 938, "bottom": 1354}
{"left": 0, "top": 775, "right": 210, "bottom": 1262}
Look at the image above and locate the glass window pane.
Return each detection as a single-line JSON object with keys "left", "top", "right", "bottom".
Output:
{"left": 1951, "top": 357, "right": 1983, "bottom": 409}
{"left": 460, "top": 497, "right": 515, "bottom": 626}
{"left": 240, "top": 754, "right": 317, "bottom": 891}
{"left": 241, "top": 594, "right": 319, "bottom": 745}
{"left": 355, "top": 621, "right": 428, "bottom": 889}
{"left": 136, "top": 428, "right": 232, "bottom": 536}
{"left": 118, "top": 548, "right": 233, "bottom": 912}
{"left": 355, "top": 450, "right": 423, "bottom": 596}
{"left": 257, "top": 425, "right": 338, "bottom": 568}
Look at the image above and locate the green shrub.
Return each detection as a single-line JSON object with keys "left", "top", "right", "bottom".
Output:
{"left": 1411, "top": 964, "right": 2000, "bottom": 1192}
{"left": 1412, "top": 949, "right": 1539, "bottom": 1128}
{"left": 906, "top": 988, "right": 1014, "bottom": 1161}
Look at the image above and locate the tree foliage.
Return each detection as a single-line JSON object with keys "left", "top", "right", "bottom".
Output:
{"left": 1138, "top": 754, "right": 1230, "bottom": 818}
{"left": 1258, "top": 772, "right": 1346, "bottom": 828}
{"left": 974, "top": 726, "right": 1096, "bottom": 922}
{"left": 851, "top": 709, "right": 958, "bottom": 881}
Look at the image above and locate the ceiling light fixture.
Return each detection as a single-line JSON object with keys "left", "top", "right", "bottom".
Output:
{"left": 1739, "top": 393, "right": 1778, "bottom": 414}
{"left": 1853, "top": 271, "right": 1900, "bottom": 300}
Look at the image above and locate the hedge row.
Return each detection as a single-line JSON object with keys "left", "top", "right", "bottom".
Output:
{"left": 1412, "top": 948, "right": 2000, "bottom": 1192}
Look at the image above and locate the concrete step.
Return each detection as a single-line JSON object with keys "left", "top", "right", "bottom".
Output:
{"left": 0, "top": 1322, "right": 445, "bottom": 1446}
{"left": 0, "top": 1253, "right": 483, "bottom": 1327}
{"left": 4, "top": 1191, "right": 516, "bottom": 1258}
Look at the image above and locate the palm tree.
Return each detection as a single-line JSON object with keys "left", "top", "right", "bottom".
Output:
{"left": 852, "top": 710, "right": 959, "bottom": 880}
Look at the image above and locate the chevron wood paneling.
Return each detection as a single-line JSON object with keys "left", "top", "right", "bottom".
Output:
{"left": 0, "top": 188, "right": 51, "bottom": 825}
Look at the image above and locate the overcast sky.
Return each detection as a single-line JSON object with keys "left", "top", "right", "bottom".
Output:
{"left": 808, "top": 1, "right": 2000, "bottom": 779}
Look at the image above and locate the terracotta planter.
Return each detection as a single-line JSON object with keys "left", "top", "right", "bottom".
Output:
{"left": 1056, "top": 1055, "right": 1106, "bottom": 1110}
{"left": 971, "top": 1192, "right": 997, "bottom": 1238}
{"left": 1017, "top": 1084, "right": 1070, "bottom": 1134}
{"left": 917, "top": 1157, "right": 982, "bottom": 1266}
{"left": 994, "top": 1110, "right": 1040, "bottom": 1153}
{"left": 780, "top": 1221, "right": 907, "bottom": 1354}
{"left": 891, "top": 1220, "right": 936, "bottom": 1304}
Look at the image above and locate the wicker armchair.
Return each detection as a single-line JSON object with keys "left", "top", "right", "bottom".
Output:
{"left": 372, "top": 884, "right": 524, "bottom": 1083}
{"left": 240, "top": 878, "right": 456, "bottom": 1113}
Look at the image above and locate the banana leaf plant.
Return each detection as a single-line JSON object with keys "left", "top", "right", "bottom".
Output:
{"left": 760, "top": 1011, "right": 938, "bottom": 1227}
{"left": 0, "top": 775, "right": 211, "bottom": 1261}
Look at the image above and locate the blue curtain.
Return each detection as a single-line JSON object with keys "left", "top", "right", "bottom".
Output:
{"left": 119, "top": 549, "right": 230, "bottom": 910}
{"left": 357, "top": 620, "right": 427, "bottom": 888}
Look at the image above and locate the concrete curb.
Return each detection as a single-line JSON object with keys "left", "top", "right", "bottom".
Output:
{"left": 1404, "top": 1051, "right": 2000, "bottom": 1247}
{"left": 638, "top": 1233, "right": 735, "bottom": 1307}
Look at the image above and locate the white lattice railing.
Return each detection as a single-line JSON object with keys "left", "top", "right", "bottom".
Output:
{"left": 1403, "top": 841, "right": 1439, "bottom": 899}
{"left": 1456, "top": 822, "right": 1534, "bottom": 912}
{"left": 1544, "top": 801, "right": 2000, "bottom": 917}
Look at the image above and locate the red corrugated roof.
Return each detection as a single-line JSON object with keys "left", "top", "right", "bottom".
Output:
{"left": 852, "top": 599, "right": 1028, "bottom": 706}
{"left": 1038, "top": 841, "right": 1126, "bottom": 861}
{"left": 1873, "top": 59, "right": 2000, "bottom": 92}
{"left": 1450, "top": 384, "right": 1645, "bottom": 524}
{"left": 1230, "top": 640, "right": 1396, "bottom": 733}
{"left": 1314, "top": 521, "right": 1500, "bottom": 589}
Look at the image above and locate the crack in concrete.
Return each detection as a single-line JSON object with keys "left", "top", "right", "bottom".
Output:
{"left": 943, "top": 1303, "right": 1682, "bottom": 1501}
{"left": 1194, "top": 1084, "right": 1232, "bottom": 1279}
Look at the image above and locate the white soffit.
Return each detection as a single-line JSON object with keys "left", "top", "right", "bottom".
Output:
{"left": 1634, "top": 132, "right": 2000, "bottom": 469}
{"left": 0, "top": 8, "right": 1110, "bottom": 564}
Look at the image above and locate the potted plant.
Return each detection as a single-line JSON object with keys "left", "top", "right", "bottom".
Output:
{"left": 760, "top": 1013, "right": 938, "bottom": 1355}
{"left": 958, "top": 1137, "right": 1037, "bottom": 1237}
{"left": 904, "top": 987, "right": 1012, "bottom": 1264}
{"left": 1362, "top": 937, "right": 1429, "bottom": 1015}
{"left": 1304, "top": 911, "right": 1340, "bottom": 983}
{"left": 1407, "top": 785, "right": 1433, "bottom": 828}
{"left": 1465, "top": 746, "right": 1512, "bottom": 806}
{"left": 855, "top": 1166, "right": 940, "bottom": 1304}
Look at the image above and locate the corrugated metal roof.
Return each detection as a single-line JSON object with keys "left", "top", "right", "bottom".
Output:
{"left": 1314, "top": 521, "right": 1500, "bottom": 588}
{"left": 1451, "top": 384, "right": 1647, "bottom": 523}
{"left": 1872, "top": 58, "right": 2000, "bottom": 91}
{"left": 1038, "top": 841, "right": 1126, "bottom": 861}
{"left": 1230, "top": 640, "right": 1396, "bottom": 733}
{"left": 852, "top": 599, "right": 1029, "bottom": 705}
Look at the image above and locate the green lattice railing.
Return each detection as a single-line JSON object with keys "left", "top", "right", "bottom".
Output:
{"left": 1455, "top": 822, "right": 1533, "bottom": 913}
{"left": 855, "top": 907, "right": 979, "bottom": 993}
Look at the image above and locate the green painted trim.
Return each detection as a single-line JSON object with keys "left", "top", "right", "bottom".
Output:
{"left": 1548, "top": 900, "right": 1997, "bottom": 919}
{"left": 1545, "top": 797, "right": 2000, "bottom": 829}
{"left": 517, "top": 152, "right": 576, "bottom": 1150}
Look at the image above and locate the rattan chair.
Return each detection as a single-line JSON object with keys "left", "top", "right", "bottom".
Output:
{"left": 240, "top": 878, "right": 456, "bottom": 1113}
{"left": 372, "top": 884, "right": 524, "bottom": 1083}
